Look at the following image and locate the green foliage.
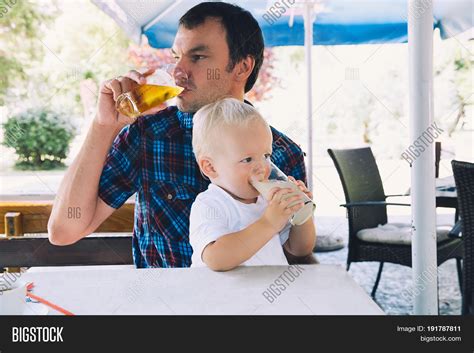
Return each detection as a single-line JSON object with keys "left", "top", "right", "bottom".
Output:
{"left": 0, "top": 56, "right": 24, "bottom": 105}
{"left": 26, "top": 0, "right": 131, "bottom": 116}
{"left": 2, "top": 108, "right": 76, "bottom": 170}
{"left": 1, "top": 0, "right": 54, "bottom": 42}
{"left": 1, "top": 0, "right": 131, "bottom": 117}
{"left": 0, "top": 0, "right": 57, "bottom": 104}
{"left": 452, "top": 49, "right": 473, "bottom": 99}
{"left": 454, "top": 53, "right": 471, "bottom": 72}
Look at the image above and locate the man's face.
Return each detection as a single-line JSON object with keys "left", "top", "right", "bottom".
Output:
{"left": 171, "top": 18, "right": 239, "bottom": 113}
{"left": 210, "top": 120, "right": 272, "bottom": 203}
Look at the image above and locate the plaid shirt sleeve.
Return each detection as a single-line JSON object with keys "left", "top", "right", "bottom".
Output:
{"left": 98, "top": 122, "right": 142, "bottom": 209}
{"left": 270, "top": 126, "right": 308, "bottom": 186}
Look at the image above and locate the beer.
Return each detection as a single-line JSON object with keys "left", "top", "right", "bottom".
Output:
{"left": 116, "top": 84, "right": 184, "bottom": 119}
{"left": 115, "top": 65, "right": 187, "bottom": 119}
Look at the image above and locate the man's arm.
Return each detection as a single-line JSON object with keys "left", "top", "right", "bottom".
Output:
{"left": 48, "top": 121, "right": 122, "bottom": 245}
{"left": 48, "top": 69, "right": 152, "bottom": 245}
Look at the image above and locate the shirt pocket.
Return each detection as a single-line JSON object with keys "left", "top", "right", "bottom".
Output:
{"left": 151, "top": 180, "right": 197, "bottom": 204}
{"left": 148, "top": 180, "right": 198, "bottom": 242}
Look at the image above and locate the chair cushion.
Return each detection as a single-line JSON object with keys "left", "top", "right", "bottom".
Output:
{"left": 356, "top": 223, "right": 452, "bottom": 245}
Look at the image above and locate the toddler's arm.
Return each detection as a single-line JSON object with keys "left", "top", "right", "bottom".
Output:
{"left": 203, "top": 187, "right": 305, "bottom": 271}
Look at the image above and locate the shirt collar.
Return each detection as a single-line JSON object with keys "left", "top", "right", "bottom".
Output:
{"left": 175, "top": 99, "right": 253, "bottom": 131}
{"left": 176, "top": 110, "right": 194, "bottom": 130}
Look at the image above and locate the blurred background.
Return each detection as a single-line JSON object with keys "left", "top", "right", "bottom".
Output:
{"left": 1, "top": 0, "right": 471, "bottom": 214}
{"left": 0, "top": 0, "right": 472, "bottom": 314}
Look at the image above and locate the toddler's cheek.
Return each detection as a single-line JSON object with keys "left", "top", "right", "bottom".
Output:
{"left": 263, "top": 166, "right": 271, "bottom": 180}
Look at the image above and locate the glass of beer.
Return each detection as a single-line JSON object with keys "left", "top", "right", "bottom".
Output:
{"left": 250, "top": 161, "right": 316, "bottom": 226}
{"left": 115, "top": 64, "right": 187, "bottom": 119}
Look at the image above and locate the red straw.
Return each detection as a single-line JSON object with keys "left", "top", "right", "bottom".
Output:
{"left": 26, "top": 282, "right": 75, "bottom": 316}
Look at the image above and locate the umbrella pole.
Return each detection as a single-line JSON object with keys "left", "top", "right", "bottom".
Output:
{"left": 303, "top": 1, "right": 314, "bottom": 192}
{"left": 408, "top": 0, "right": 438, "bottom": 315}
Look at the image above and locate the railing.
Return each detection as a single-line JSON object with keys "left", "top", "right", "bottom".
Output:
{"left": 0, "top": 200, "right": 134, "bottom": 271}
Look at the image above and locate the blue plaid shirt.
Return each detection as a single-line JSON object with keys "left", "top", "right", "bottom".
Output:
{"left": 98, "top": 105, "right": 307, "bottom": 268}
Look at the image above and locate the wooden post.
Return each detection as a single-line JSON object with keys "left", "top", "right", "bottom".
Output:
{"left": 4, "top": 212, "right": 23, "bottom": 273}
{"left": 5, "top": 212, "right": 23, "bottom": 237}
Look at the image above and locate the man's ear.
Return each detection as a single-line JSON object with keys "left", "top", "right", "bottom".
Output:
{"left": 234, "top": 55, "right": 255, "bottom": 83}
{"left": 199, "top": 157, "right": 218, "bottom": 179}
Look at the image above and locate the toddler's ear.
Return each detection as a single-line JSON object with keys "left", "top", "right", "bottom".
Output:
{"left": 199, "top": 158, "right": 218, "bottom": 179}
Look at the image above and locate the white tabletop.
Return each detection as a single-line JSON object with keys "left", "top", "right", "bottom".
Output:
{"left": 435, "top": 176, "right": 457, "bottom": 197}
{"left": 405, "top": 175, "right": 457, "bottom": 198}
{"left": 21, "top": 265, "right": 384, "bottom": 315}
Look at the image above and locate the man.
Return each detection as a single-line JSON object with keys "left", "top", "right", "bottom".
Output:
{"left": 48, "top": 2, "right": 317, "bottom": 267}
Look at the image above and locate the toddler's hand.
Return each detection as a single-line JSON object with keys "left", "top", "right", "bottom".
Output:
{"left": 261, "top": 187, "right": 305, "bottom": 233}
{"left": 288, "top": 176, "right": 313, "bottom": 199}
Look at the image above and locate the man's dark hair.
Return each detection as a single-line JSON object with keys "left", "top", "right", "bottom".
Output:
{"left": 179, "top": 2, "right": 264, "bottom": 93}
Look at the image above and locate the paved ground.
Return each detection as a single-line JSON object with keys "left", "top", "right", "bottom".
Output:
{"left": 314, "top": 214, "right": 461, "bottom": 315}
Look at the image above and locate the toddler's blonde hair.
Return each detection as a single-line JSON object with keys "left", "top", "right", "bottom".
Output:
{"left": 192, "top": 98, "right": 269, "bottom": 160}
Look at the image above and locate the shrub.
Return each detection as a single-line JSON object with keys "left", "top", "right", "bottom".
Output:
{"left": 2, "top": 108, "right": 77, "bottom": 170}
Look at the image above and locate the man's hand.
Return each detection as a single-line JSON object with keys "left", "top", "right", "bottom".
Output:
{"left": 261, "top": 187, "right": 304, "bottom": 233}
{"left": 96, "top": 68, "right": 155, "bottom": 128}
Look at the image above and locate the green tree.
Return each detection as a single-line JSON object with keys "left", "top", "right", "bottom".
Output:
{"left": 0, "top": 0, "right": 57, "bottom": 105}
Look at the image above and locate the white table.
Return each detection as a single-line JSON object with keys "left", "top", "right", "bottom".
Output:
{"left": 405, "top": 176, "right": 457, "bottom": 198}
{"left": 22, "top": 265, "right": 384, "bottom": 315}
{"left": 435, "top": 176, "right": 457, "bottom": 197}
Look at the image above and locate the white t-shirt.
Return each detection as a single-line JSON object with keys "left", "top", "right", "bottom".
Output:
{"left": 189, "top": 183, "right": 290, "bottom": 267}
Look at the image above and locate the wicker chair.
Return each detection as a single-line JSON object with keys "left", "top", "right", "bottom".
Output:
{"left": 328, "top": 147, "right": 463, "bottom": 298}
{"left": 452, "top": 160, "right": 473, "bottom": 315}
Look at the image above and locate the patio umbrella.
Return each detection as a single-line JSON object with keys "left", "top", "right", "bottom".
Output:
{"left": 92, "top": 0, "right": 473, "bottom": 314}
